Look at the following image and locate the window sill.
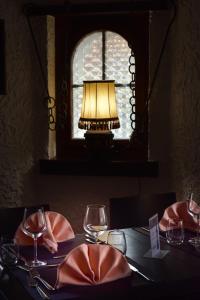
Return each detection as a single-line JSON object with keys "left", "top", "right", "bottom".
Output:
{"left": 39, "top": 159, "right": 159, "bottom": 177}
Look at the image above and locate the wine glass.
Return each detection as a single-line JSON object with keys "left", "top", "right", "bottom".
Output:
{"left": 22, "top": 207, "right": 47, "bottom": 267}
{"left": 187, "top": 193, "right": 200, "bottom": 245}
{"left": 107, "top": 230, "right": 127, "bottom": 255}
{"left": 166, "top": 218, "right": 184, "bottom": 246}
{"left": 83, "top": 204, "right": 108, "bottom": 243}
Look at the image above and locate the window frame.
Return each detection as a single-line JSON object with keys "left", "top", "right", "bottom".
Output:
{"left": 55, "top": 12, "right": 149, "bottom": 161}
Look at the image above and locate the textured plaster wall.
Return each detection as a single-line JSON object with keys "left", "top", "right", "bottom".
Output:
{"left": 170, "top": 0, "right": 200, "bottom": 200}
{"left": 150, "top": 0, "right": 200, "bottom": 202}
{"left": 0, "top": 0, "right": 199, "bottom": 232}
{"left": 0, "top": 0, "right": 48, "bottom": 206}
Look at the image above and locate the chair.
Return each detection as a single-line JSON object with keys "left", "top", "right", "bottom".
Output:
{"left": 0, "top": 290, "right": 8, "bottom": 300}
{"left": 109, "top": 192, "right": 176, "bottom": 229}
{"left": 0, "top": 204, "right": 50, "bottom": 240}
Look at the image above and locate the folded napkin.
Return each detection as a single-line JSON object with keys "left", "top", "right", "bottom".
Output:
{"left": 159, "top": 200, "right": 199, "bottom": 232}
{"left": 55, "top": 243, "right": 131, "bottom": 288}
{"left": 14, "top": 211, "right": 75, "bottom": 253}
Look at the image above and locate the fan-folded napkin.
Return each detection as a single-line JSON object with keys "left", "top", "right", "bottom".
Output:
{"left": 55, "top": 243, "right": 131, "bottom": 288}
{"left": 159, "top": 200, "right": 199, "bottom": 232}
{"left": 14, "top": 211, "right": 75, "bottom": 253}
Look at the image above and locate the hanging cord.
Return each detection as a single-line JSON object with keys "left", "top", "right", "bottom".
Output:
{"left": 131, "top": 0, "right": 177, "bottom": 142}
{"left": 26, "top": 14, "right": 56, "bottom": 131}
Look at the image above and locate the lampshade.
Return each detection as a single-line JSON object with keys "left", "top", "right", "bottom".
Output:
{"left": 78, "top": 80, "right": 120, "bottom": 131}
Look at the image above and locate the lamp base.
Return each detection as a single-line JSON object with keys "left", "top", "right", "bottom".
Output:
{"left": 84, "top": 130, "right": 114, "bottom": 160}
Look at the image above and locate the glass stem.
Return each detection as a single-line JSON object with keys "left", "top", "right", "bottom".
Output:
{"left": 33, "top": 237, "right": 38, "bottom": 263}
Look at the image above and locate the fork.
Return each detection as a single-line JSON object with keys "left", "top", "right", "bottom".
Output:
{"left": 30, "top": 268, "right": 55, "bottom": 291}
{"left": 28, "top": 271, "right": 50, "bottom": 299}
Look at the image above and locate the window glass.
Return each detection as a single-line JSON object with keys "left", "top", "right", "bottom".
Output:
{"left": 73, "top": 32, "right": 102, "bottom": 84}
{"left": 72, "top": 31, "right": 135, "bottom": 140}
{"left": 105, "top": 31, "right": 131, "bottom": 84}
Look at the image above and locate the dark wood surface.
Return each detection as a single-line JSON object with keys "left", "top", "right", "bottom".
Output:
{"left": 125, "top": 228, "right": 200, "bottom": 282}
{"left": 0, "top": 19, "right": 5, "bottom": 95}
{"left": 1, "top": 228, "right": 200, "bottom": 299}
{"left": 24, "top": 1, "right": 172, "bottom": 16}
{"left": 39, "top": 159, "right": 159, "bottom": 177}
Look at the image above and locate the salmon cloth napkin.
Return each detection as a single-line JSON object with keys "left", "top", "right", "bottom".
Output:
{"left": 14, "top": 211, "right": 75, "bottom": 253}
{"left": 55, "top": 243, "right": 131, "bottom": 288}
{"left": 159, "top": 200, "right": 199, "bottom": 232}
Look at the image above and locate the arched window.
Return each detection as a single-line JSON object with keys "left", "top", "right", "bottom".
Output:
{"left": 72, "top": 31, "right": 134, "bottom": 140}
{"left": 55, "top": 11, "right": 149, "bottom": 161}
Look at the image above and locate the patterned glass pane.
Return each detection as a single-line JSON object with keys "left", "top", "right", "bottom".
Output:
{"left": 105, "top": 31, "right": 132, "bottom": 84}
{"left": 73, "top": 32, "right": 102, "bottom": 84}
{"left": 72, "top": 31, "right": 135, "bottom": 140}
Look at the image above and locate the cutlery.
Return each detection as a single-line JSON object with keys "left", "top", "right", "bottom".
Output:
{"left": 1, "top": 244, "right": 18, "bottom": 265}
{"left": 17, "top": 264, "right": 30, "bottom": 272}
{"left": 85, "top": 233, "right": 94, "bottom": 239}
{"left": 85, "top": 234, "right": 106, "bottom": 244}
{"left": 30, "top": 268, "right": 55, "bottom": 291}
{"left": 85, "top": 237, "right": 106, "bottom": 244}
{"left": 17, "top": 263, "right": 59, "bottom": 271}
{"left": 5, "top": 244, "right": 18, "bottom": 256}
{"left": 85, "top": 233, "right": 106, "bottom": 242}
{"left": 52, "top": 254, "right": 67, "bottom": 259}
{"left": 140, "top": 227, "right": 150, "bottom": 233}
{"left": 128, "top": 263, "right": 154, "bottom": 282}
{"left": 85, "top": 238, "right": 96, "bottom": 244}
{"left": 28, "top": 270, "right": 50, "bottom": 299}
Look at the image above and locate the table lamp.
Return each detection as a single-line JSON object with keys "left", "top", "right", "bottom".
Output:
{"left": 78, "top": 80, "right": 120, "bottom": 157}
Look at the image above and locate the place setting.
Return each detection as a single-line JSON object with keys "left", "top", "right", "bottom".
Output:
{"left": 158, "top": 192, "right": 200, "bottom": 255}
{"left": 2, "top": 199, "right": 200, "bottom": 300}
{"left": 0, "top": 204, "right": 139, "bottom": 300}
{"left": 0, "top": 206, "right": 77, "bottom": 299}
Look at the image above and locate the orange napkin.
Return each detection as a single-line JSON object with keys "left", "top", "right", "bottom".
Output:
{"left": 55, "top": 243, "right": 131, "bottom": 288}
{"left": 14, "top": 211, "right": 75, "bottom": 253}
{"left": 159, "top": 200, "right": 199, "bottom": 232}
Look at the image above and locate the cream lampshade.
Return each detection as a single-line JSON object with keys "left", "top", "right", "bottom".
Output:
{"left": 78, "top": 80, "right": 120, "bottom": 157}
{"left": 78, "top": 80, "right": 120, "bottom": 131}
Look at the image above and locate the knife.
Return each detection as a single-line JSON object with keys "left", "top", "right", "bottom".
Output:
{"left": 128, "top": 263, "right": 154, "bottom": 282}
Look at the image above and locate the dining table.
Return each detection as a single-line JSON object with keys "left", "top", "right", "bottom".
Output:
{"left": 1, "top": 227, "right": 200, "bottom": 300}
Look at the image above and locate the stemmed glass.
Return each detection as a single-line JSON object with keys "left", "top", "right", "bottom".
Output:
{"left": 107, "top": 230, "right": 127, "bottom": 255}
{"left": 83, "top": 204, "right": 108, "bottom": 243}
{"left": 187, "top": 193, "right": 200, "bottom": 245}
{"left": 22, "top": 207, "right": 47, "bottom": 267}
{"left": 166, "top": 218, "right": 184, "bottom": 246}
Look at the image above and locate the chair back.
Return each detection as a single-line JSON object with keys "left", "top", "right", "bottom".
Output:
{"left": 109, "top": 192, "right": 176, "bottom": 229}
{"left": 0, "top": 204, "right": 50, "bottom": 240}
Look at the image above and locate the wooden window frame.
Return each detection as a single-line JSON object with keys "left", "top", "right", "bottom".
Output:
{"left": 55, "top": 11, "right": 149, "bottom": 161}
{"left": 0, "top": 19, "right": 6, "bottom": 95}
